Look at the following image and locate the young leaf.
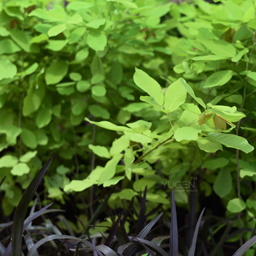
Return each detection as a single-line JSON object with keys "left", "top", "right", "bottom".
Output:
{"left": 174, "top": 127, "right": 199, "bottom": 142}
{"left": 124, "top": 148, "right": 134, "bottom": 180}
{"left": 208, "top": 132, "right": 254, "bottom": 153}
{"left": 213, "top": 169, "right": 232, "bottom": 198}
{"left": 204, "top": 70, "right": 233, "bottom": 88}
{"left": 134, "top": 68, "right": 164, "bottom": 106}
{"left": 48, "top": 24, "right": 66, "bottom": 37}
{"left": 227, "top": 198, "right": 246, "bottom": 213}
{"left": 180, "top": 78, "right": 206, "bottom": 108}
{"left": 98, "top": 154, "right": 123, "bottom": 185}
{"left": 85, "top": 118, "right": 130, "bottom": 131}
{"left": 164, "top": 78, "right": 187, "bottom": 112}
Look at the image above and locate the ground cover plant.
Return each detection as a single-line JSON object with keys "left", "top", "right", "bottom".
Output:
{"left": 2, "top": 163, "right": 256, "bottom": 256}
{"left": 1, "top": 0, "right": 256, "bottom": 255}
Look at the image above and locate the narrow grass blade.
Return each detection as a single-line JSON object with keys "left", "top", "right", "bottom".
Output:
{"left": 170, "top": 189, "right": 178, "bottom": 256}
{"left": 104, "top": 212, "right": 124, "bottom": 246}
{"left": 133, "top": 237, "right": 169, "bottom": 256}
{"left": 209, "top": 221, "right": 233, "bottom": 256}
{"left": 24, "top": 234, "right": 39, "bottom": 256}
{"left": 0, "top": 243, "right": 6, "bottom": 254}
{"left": 201, "top": 241, "right": 209, "bottom": 256}
{"left": 11, "top": 156, "right": 53, "bottom": 256}
{"left": 137, "top": 212, "right": 163, "bottom": 239}
{"left": 188, "top": 208, "right": 205, "bottom": 256}
{"left": 232, "top": 236, "right": 256, "bottom": 256}
{"left": 124, "top": 212, "right": 163, "bottom": 256}
{"left": 96, "top": 245, "right": 118, "bottom": 256}
{"left": 136, "top": 186, "right": 147, "bottom": 234}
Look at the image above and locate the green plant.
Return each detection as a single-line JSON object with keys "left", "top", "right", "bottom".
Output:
{"left": 0, "top": 157, "right": 53, "bottom": 255}
{"left": 0, "top": 0, "right": 175, "bottom": 216}
{"left": 1, "top": 0, "right": 256, "bottom": 253}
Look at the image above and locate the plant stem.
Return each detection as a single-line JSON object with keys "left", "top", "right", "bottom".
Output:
{"left": 235, "top": 30, "right": 256, "bottom": 246}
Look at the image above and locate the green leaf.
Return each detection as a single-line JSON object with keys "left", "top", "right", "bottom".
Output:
{"left": 34, "top": 129, "right": 48, "bottom": 146}
{"left": 67, "top": 13, "right": 83, "bottom": 24}
{"left": 0, "top": 39, "right": 20, "bottom": 54}
{"left": 174, "top": 127, "right": 199, "bottom": 142}
{"left": 75, "top": 48, "right": 89, "bottom": 62}
{"left": 201, "top": 39, "right": 236, "bottom": 58}
{"left": 240, "top": 168, "right": 256, "bottom": 179}
{"left": 146, "top": 193, "right": 170, "bottom": 204}
{"left": 69, "top": 28, "right": 86, "bottom": 44}
{"left": 67, "top": 2, "right": 94, "bottom": 10}
{"left": 11, "top": 163, "right": 30, "bottom": 176}
{"left": 76, "top": 80, "right": 91, "bottom": 92}
{"left": 56, "top": 165, "right": 70, "bottom": 175}
{"left": 103, "top": 176, "right": 124, "bottom": 187}
{"left": 0, "top": 59, "right": 17, "bottom": 80}
{"left": 87, "top": 32, "right": 107, "bottom": 51}
{"left": 72, "top": 100, "right": 86, "bottom": 115}
{"left": 180, "top": 78, "right": 206, "bottom": 108}
{"left": 91, "top": 74, "right": 105, "bottom": 84}
{"left": 89, "top": 105, "right": 110, "bottom": 119}
{"left": 227, "top": 198, "right": 246, "bottom": 213}
{"left": 21, "top": 128, "right": 37, "bottom": 149}
{"left": 70, "top": 72, "right": 82, "bottom": 81}
{"left": 23, "top": 76, "right": 45, "bottom": 116}
{"left": 30, "top": 34, "right": 48, "bottom": 44}
{"left": 134, "top": 68, "right": 164, "bottom": 106}
{"left": 48, "top": 24, "right": 66, "bottom": 37}
{"left": 45, "top": 61, "right": 68, "bottom": 85}
{"left": 10, "top": 30, "right": 31, "bottom": 52}
{"left": 86, "top": 19, "right": 106, "bottom": 29}
{"left": 231, "top": 48, "right": 249, "bottom": 62}
{"left": 202, "top": 158, "right": 229, "bottom": 169}
{"left": 208, "top": 132, "right": 254, "bottom": 154}
{"left": 52, "top": 105, "right": 61, "bottom": 117}
{"left": 123, "top": 103, "right": 149, "bottom": 112}
{"left": 133, "top": 178, "right": 156, "bottom": 192}
{"left": 191, "top": 55, "right": 228, "bottom": 61}
{"left": 107, "top": 0, "right": 138, "bottom": 8}
{"left": 213, "top": 169, "right": 232, "bottom": 198}
{"left": 117, "top": 188, "right": 138, "bottom": 200}
{"left": 36, "top": 107, "right": 52, "bottom": 128}
{"left": 45, "top": 39, "right": 68, "bottom": 51}
{"left": 20, "top": 151, "right": 37, "bottom": 163}
{"left": 6, "top": 126, "right": 22, "bottom": 145}
{"left": 0, "top": 27, "right": 9, "bottom": 37}
{"left": 164, "top": 78, "right": 187, "bottom": 112}
{"left": 20, "top": 63, "right": 39, "bottom": 77}
{"left": 88, "top": 144, "right": 110, "bottom": 158}
{"left": 204, "top": 70, "right": 233, "bottom": 88}
{"left": 85, "top": 118, "right": 130, "bottom": 132}
{"left": 110, "top": 135, "right": 130, "bottom": 155}
{"left": 169, "top": 163, "right": 190, "bottom": 177}
{"left": 124, "top": 148, "right": 134, "bottom": 180}
{"left": 91, "top": 85, "right": 106, "bottom": 96}
{"left": 0, "top": 155, "right": 18, "bottom": 168}
{"left": 140, "top": 96, "right": 163, "bottom": 111}
{"left": 64, "top": 179, "right": 96, "bottom": 192}
{"left": 98, "top": 154, "right": 123, "bottom": 185}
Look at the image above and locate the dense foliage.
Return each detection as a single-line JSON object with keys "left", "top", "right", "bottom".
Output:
{"left": 1, "top": 0, "right": 256, "bottom": 254}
